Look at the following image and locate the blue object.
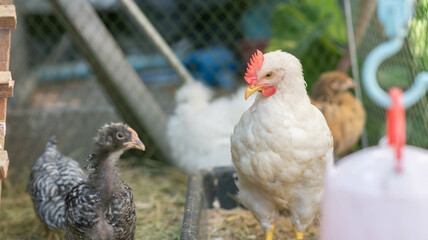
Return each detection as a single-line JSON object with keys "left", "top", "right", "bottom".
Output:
{"left": 377, "top": 0, "right": 413, "bottom": 38}
{"left": 186, "top": 45, "right": 238, "bottom": 91}
{"left": 362, "top": 0, "right": 428, "bottom": 108}
{"left": 36, "top": 54, "right": 173, "bottom": 82}
{"left": 240, "top": 1, "right": 277, "bottom": 39}
{"left": 139, "top": 68, "right": 181, "bottom": 84}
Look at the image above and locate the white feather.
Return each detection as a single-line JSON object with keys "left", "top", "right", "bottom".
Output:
{"left": 166, "top": 81, "right": 255, "bottom": 174}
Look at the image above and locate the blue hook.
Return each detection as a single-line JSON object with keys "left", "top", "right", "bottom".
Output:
{"left": 362, "top": 0, "right": 428, "bottom": 108}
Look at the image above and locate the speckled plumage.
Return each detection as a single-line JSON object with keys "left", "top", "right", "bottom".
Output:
{"left": 28, "top": 136, "right": 84, "bottom": 230}
{"left": 65, "top": 179, "right": 136, "bottom": 240}
{"left": 64, "top": 123, "right": 143, "bottom": 240}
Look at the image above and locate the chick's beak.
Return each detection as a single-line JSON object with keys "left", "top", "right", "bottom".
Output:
{"left": 125, "top": 127, "right": 146, "bottom": 151}
{"left": 245, "top": 84, "right": 265, "bottom": 100}
{"left": 343, "top": 79, "right": 356, "bottom": 90}
{"left": 126, "top": 138, "right": 146, "bottom": 151}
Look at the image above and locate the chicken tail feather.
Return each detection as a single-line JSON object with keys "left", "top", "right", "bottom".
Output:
{"left": 45, "top": 136, "right": 58, "bottom": 150}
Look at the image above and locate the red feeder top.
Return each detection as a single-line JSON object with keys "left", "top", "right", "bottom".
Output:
{"left": 386, "top": 87, "right": 406, "bottom": 173}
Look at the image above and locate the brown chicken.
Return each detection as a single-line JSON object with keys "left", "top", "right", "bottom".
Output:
{"left": 310, "top": 71, "right": 366, "bottom": 159}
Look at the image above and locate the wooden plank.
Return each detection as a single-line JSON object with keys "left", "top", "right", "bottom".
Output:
{"left": 0, "top": 0, "right": 13, "bottom": 5}
{"left": 0, "top": 71, "right": 13, "bottom": 98}
{"left": 0, "top": 99, "right": 6, "bottom": 122}
{"left": 0, "top": 29, "right": 11, "bottom": 70}
{"left": 0, "top": 71, "right": 13, "bottom": 83}
{"left": 0, "top": 150, "right": 9, "bottom": 207}
{"left": 0, "top": 151, "right": 8, "bottom": 178}
{"left": 48, "top": 0, "right": 172, "bottom": 162}
{"left": 0, "top": 5, "right": 16, "bottom": 29}
{"left": 0, "top": 120, "right": 4, "bottom": 151}
{"left": 0, "top": 0, "right": 13, "bottom": 210}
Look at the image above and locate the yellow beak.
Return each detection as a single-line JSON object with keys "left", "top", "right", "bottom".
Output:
{"left": 245, "top": 84, "right": 265, "bottom": 100}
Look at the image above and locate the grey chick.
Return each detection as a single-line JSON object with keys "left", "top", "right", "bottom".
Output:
{"left": 65, "top": 122, "right": 145, "bottom": 240}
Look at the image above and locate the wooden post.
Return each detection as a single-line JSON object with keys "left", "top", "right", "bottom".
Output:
{"left": 0, "top": 1, "right": 16, "bottom": 208}
{"left": 118, "top": 0, "right": 195, "bottom": 84}
{"left": 47, "top": 0, "right": 172, "bottom": 162}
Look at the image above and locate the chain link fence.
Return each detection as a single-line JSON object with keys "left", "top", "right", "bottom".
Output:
{"left": 5, "top": 0, "right": 428, "bottom": 181}
{"left": 348, "top": 0, "right": 428, "bottom": 147}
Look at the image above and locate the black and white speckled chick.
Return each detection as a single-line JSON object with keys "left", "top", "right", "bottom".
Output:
{"left": 28, "top": 136, "right": 85, "bottom": 232}
{"left": 65, "top": 122, "right": 145, "bottom": 240}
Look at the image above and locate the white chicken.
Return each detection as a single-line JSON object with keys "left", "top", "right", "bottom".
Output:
{"left": 167, "top": 81, "right": 254, "bottom": 174}
{"left": 231, "top": 50, "right": 333, "bottom": 240}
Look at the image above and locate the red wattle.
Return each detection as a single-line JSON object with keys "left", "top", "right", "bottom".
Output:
{"left": 261, "top": 86, "right": 276, "bottom": 97}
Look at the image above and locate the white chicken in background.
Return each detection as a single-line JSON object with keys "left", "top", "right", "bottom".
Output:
{"left": 231, "top": 50, "right": 333, "bottom": 240}
{"left": 167, "top": 81, "right": 254, "bottom": 174}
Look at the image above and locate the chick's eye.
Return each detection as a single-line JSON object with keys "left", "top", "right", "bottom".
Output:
{"left": 116, "top": 132, "right": 125, "bottom": 140}
{"left": 265, "top": 73, "right": 272, "bottom": 78}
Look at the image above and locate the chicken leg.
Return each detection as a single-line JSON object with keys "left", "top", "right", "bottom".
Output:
{"left": 265, "top": 223, "right": 276, "bottom": 240}
{"left": 293, "top": 226, "right": 304, "bottom": 239}
{"left": 45, "top": 227, "right": 60, "bottom": 240}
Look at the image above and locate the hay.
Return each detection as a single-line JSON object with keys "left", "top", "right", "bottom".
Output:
{"left": 0, "top": 157, "right": 319, "bottom": 240}
{"left": 0, "top": 158, "right": 188, "bottom": 240}
{"left": 203, "top": 208, "right": 319, "bottom": 240}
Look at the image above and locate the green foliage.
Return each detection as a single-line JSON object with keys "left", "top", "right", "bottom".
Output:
{"left": 309, "top": 0, "right": 348, "bottom": 43}
{"left": 266, "top": 0, "right": 348, "bottom": 90}
{"left": 409, "top": 0, "right": 428, "bottom": 68}
{"left": 415, "top": 0, "right": 428, "bottom": 20}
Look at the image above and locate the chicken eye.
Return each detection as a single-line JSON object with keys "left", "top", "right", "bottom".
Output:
{"left": 265, "top": 73, "right": 273, "bottom": 79}
{"left": 116, "top": 132, "right": 125, "bottom": 140}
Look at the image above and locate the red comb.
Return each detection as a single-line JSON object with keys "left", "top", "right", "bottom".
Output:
{"left": 244, "top": 49, "right": 264, "bottom": 85}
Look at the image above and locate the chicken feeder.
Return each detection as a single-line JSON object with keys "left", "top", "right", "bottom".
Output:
{"left": 180, "top": 167, "right": 317, "bottom": 240}
{"left": 321, "top": 141, "right": 428, "bottom": 240}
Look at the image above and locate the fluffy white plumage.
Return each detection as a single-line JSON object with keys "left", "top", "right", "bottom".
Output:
{"left": 231, "top": 50, "right": 333, "bottom": 236}
{"left": 167, "top": 81, "right": 254, "bottom": 174}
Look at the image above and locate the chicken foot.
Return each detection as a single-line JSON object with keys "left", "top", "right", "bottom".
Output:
{"left": 264, "top": 223, "right": 276, "bottom": 240}
{"left": 293, "top": 225, "right": 304, "bottom": 239}
{"left": 45, "top": 227, "right": 60, "bottom": 240}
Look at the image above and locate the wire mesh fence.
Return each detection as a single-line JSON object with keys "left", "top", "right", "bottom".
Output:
{"left": 5, "top": 0, "right": 428, "bottom": 180}
{"left": 348, "top": 0, "right": 428, "bottom": 147}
